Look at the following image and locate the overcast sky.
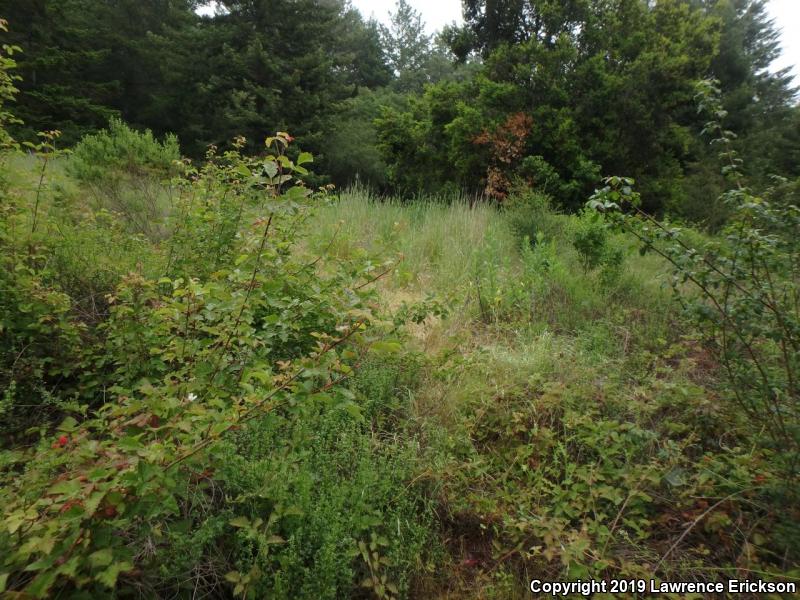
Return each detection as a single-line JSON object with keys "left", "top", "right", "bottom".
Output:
{"left": 766, "top": 0, "right": 800, "bottom": 82}
{"left": 351, "top": 0, "right": 799, "bottom": 82}
{"left": 349, "top": 0, "right": 462, "bottom": 34}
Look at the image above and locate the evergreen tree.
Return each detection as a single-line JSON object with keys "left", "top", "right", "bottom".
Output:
{"left": 706, "top": 0, "right": 798, "bottom": 181}
{"left": 380, "top": 0, "right": 433, "bottom": 92}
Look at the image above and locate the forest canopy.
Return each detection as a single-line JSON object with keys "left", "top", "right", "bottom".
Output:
{"left": 1, "top": 0, "right": 797, "bottom": 219}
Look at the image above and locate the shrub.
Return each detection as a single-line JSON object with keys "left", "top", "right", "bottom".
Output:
{"left": 590, "top": 84, "right": 800, "bottom": 474}
{"left": 64, "top": 119, "right": 180, "bottom": 239}
{"left": 0, "top": 133, "right": 430, "bottom": 599}
{"left": 586, "top": 83, "right": 800, "bottom": 582}
{"left": 0, "top": 20, "right": 20, "bottom": 152}
{"left": 66, "top": 118, "right": 179, "bottom": 184}
{"left": 502, "top": 187, "right": 553, "bottom": 245}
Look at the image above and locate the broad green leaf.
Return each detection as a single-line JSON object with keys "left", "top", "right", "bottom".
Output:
{"left": 89, "top": 548, "right": 114, "bottom": 568}
{"left": 263, "top": 161, "right": 278, "bottom": 178}
{"left": 371, "top": 341, "right": 402, "bottom": 355}
{"left": 229, "top": 516, "right": 250, "bottom": 529}
{"left": 97, "top": 562, "right": 132, "bottom": 588}
{"left": 48, "top": 479, "right": 81, "bottom": 496}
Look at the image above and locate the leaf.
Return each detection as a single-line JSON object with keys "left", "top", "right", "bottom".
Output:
{"left": 263, "top": 161, "right": 278, "bottom": 179}
{"left": 97, "top": 562, "right": 133, "bottom": 588}
{"left": 284, "top": 186, "right": 311, "bottom": 201}
{"left": 664, "top": 467, "right": 686, "bottom": 487}
{"left": 372, "top": 341, "right": 402, "bottom": 355}
{"left": 6, "top": 512, "right": 27, "bottom": 534}
{"left": 48, "top": 480, "right": 81, "bottom": 496}
{"left": 25, "top": 556, "right": 56, "bottom": 573}
{"left": 229, "top": 517, "right": 250, "bottom": 529}
{"left": 297, "top": 152, "right": 313, "bottom": 165}
{"left": 25, "top": 570, "right": 57, "bottom": 598}
{"left": 89, "top": 548, "right": 114, "bottom": 568}
{"left": 341, "top": 401, "right": 363, "bottom": 420}
{"left": 58, "top": 417, "right": 79, "bottom": 432}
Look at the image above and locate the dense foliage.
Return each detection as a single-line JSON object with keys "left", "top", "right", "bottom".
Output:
{"left": 2, "top": 0, "right": 795, "bottom": 217}
{"left": 0, "top": 51, "right": 431, "bottom": 593}
{"left": 1, "top": 1, "right": 800, "bottom": 598}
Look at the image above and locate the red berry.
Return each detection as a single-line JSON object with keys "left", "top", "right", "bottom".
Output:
{"left": 57, "top": 435, "right": 69, "bottom": 447}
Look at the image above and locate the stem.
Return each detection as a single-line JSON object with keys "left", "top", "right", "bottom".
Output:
{"left": 30, "top": 154, "right": 49, "bottom": 236}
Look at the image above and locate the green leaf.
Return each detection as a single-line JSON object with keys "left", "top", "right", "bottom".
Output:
{"left": 97, "top": 562, "right": 132, "bottom": 588}
{"left": 25, "top": 569, "right": 57, "bottom": 598}
{"left": 229, "top": 516, "right": 250, "bottom": 529}
{"left": 284, "top": 186, "right": 310, "bottom": 201}
{"left": 58, "top": 417, "right": 79, "bottom": 432}
{"left": 371, "top": 340, "right": 402, "bottom": 355}
{"left": 297, "top": 152, "right": 313, "bottom": 165}
{"left": 341, "top": 401, "right": 363, "bottom": 420}
{"left": 48, "top": 479, "right": 81, "bottom": 496}
{"left": 263, "top": 161, "right": 278, "bottom": 179}
{"left": 89, "top": 548, "right": 114, "bottom": 568}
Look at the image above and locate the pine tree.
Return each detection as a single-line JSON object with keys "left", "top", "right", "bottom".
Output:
{"left": 381, "top": 0, "right": 433, "bottom": 91}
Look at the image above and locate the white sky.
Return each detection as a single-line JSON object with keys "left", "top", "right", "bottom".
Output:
{"left": 766, "top": 0, "right": 800, "bottom": 83}
{"left": 349, "top": 0, "right": 463, "bottom": 34}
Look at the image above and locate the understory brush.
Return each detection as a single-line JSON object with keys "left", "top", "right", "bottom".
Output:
{"left": 1, "top": 27, "right": 797, "bottom": 594}
{"left": 66, "top": 119, "right": 180, "bottom": 239}
{"left": 312, "top": 184, "right": 800, "bottom": 597}
{"left": 1, "top": 131, "right": 435, "bottom": 598}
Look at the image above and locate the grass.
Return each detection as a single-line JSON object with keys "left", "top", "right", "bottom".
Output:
{"left": 307, "top": 187, "right": 796, "bottom": 597}
{"left": 3, "top": 158, "right": 796, "bottom": 597}
{"left": 311, "top": 185, "right": 515, "bottom": 294}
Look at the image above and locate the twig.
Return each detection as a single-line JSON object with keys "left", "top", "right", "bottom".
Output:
{"left": 652, "top": 488, "right": 752, "bottom": 574}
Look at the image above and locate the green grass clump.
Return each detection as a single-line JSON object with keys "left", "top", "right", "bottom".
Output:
{"left": 311, "top": 186, "right": 515, "bottom": 294}
{"left": 308, "top": 186, "right": 797, "bottom": 597}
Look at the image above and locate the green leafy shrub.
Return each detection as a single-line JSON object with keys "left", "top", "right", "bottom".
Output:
{"left": 0, "top": 132, "right": 432, "bottom": 599}
{"left": 585, "top": 80, "right": 800, "bottom": 579}
{"left": 571, "top": 208, "right": 624, "bottom": 281}
{"left": 590, "top": 83, "right": 800, "bottom": 475}
{"left": 212, "top": 400, "right": 433, "bottom": 600}
{"left": 503, "top": 187, "right": 556, "bottom": 245}
{"left": 66, "top": 118, "right": 179, "bottom": 183}
{"left": 65, "top": 119, "right": 180, "bottom": 239}
{"left": 0, "top": 19, "right": 21, "bottom": 157}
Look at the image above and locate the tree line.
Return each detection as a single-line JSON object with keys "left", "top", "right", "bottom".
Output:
{"left": 1, "top": 0, "right": 798, "bottom": 219}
